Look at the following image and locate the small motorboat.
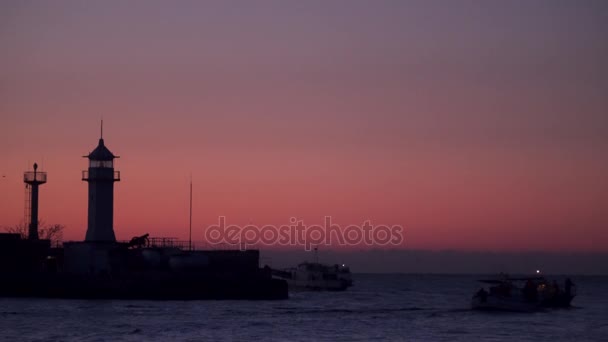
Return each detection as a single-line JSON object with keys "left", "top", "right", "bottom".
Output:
{"left": 272, "top": 262, "right": 353, "bottom": 291}
{"left": 471, "top": 275, "right": 576, "bottom": 312}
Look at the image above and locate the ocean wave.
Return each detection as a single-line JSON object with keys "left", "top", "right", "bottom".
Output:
{"left": 276, "top": 306, "right": 427, "bottom": 315}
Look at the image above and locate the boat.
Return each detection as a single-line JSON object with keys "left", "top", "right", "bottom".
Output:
{"left": 471, "top": 275, "right": 576, "bottom": 312}
{"left": 272, "top": 262, "right": 353, "bottom": 291}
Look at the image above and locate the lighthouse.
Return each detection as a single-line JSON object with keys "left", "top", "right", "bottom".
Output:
{"left": 24, "top": 163, "right": 47, "bottom": 240}
{"left": 82, "top": 125, "right": 120, "bottom": 242}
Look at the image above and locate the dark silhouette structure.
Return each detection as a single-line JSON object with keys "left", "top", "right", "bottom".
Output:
{"left": 0, "top": 128, "right": 287, "bottom": 300}
{"left": 23, "top": 163, "right": 46, "bottom": 240}
{"left": 83, "top": 123, "right": 119, "bottom": 242}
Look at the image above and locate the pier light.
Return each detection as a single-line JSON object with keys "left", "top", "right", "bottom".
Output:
{"left": 82, "top": 128, "right": 120, "bottom": 242}
{"left": 23, "top": 162, "right": 47, "bottom": 240}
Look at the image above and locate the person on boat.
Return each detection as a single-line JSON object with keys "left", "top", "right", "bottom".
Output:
{"left": 552, "top": 280, "right": 561, "bottom": 297}
{"left": 496, "top": 281, "right": 512, "bottom": 297}
{"left": 523, "top": 279, "right": 538, "bottom": 302}
{"left": 476, "top": 288, "right": 488, "bottom": 302}
{"left": 565, "top": 278, "right": 574, "bottom": 297}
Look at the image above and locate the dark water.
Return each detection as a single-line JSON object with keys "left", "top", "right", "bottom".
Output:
{"left": 1, "top": 274, "right": 607, "bottom": 341}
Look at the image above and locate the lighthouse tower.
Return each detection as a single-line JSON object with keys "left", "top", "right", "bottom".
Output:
{"left": 24, "top": 163, "right": 47, "bottom": 240}
{"left": 82, "top": 125, "right": 120, "bottom": 242}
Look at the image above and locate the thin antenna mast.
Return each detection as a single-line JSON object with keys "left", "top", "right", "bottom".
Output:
{"left": 101, "top": 119, "right": 104, "bottom": 139}
{"left": 189, "top": 174, "right": 193, "bottom": 251}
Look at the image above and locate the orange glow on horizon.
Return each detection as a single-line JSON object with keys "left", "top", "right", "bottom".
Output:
{"left": 1, "top": 1, "right": 607, "bottom": 252}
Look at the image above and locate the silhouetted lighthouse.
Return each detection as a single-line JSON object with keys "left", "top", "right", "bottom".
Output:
{"left": 24, "top": 163, "right": 47, "bottom": 240}
{"left": 82, "top": 124, "right": 120, "bottom": 242}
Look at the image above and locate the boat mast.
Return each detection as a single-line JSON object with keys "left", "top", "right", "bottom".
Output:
{"left": 189, "top": 173, "right": 193, "bottom": 251}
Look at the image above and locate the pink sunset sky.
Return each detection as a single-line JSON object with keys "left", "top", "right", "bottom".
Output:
{"left": 1, "top": 1, "right": 607, "bottom": 252}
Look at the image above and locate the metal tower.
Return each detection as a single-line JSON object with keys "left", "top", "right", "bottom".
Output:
{"left": 23, "top": 163, "right": 47, "bottom": 240}
{"left": 82, "top": 124, "right": 120, "bottom": 242}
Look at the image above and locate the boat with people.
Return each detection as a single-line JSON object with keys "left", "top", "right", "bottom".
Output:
{"left": 272, "top": 262, "right": 353, "bottom": 291}
{"left": 471, "top": 274, "right": 576, "bottom": 312}
{"left": 271, "top": 247, "right": 353, "bottom": 291}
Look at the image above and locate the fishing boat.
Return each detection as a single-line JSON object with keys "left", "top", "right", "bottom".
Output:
{"left": 272, "top": 262, "right": 353, "bottom": 291}
{"left": 271, "top": 247, "right": 352, "bottom": 291}
{"left": 471, "top": 275, "right": 576, "bottom": 312}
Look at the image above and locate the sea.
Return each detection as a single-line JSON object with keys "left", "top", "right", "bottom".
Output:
{"left": 1, "top": 274, "right": 607, "bottom": 342}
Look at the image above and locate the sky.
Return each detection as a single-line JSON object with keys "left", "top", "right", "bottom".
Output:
{"left": 1, "top": 0, "right": 607, "bottom": 252}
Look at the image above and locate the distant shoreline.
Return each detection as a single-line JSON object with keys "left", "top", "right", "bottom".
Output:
{"left": 261, "top": 249, "right": 608, "bottom": 275}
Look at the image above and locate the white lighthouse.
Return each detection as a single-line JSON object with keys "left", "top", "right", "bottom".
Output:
{"left": 82, "top": 126, "right": 120, "bottom": 242}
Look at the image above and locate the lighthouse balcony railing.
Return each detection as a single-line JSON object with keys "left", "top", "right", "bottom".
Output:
{"left": 24, "top": 171, "right": 47, "bottom": 183}
{"left": 82, "top": 170, "right": 120, "bottom": 181}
